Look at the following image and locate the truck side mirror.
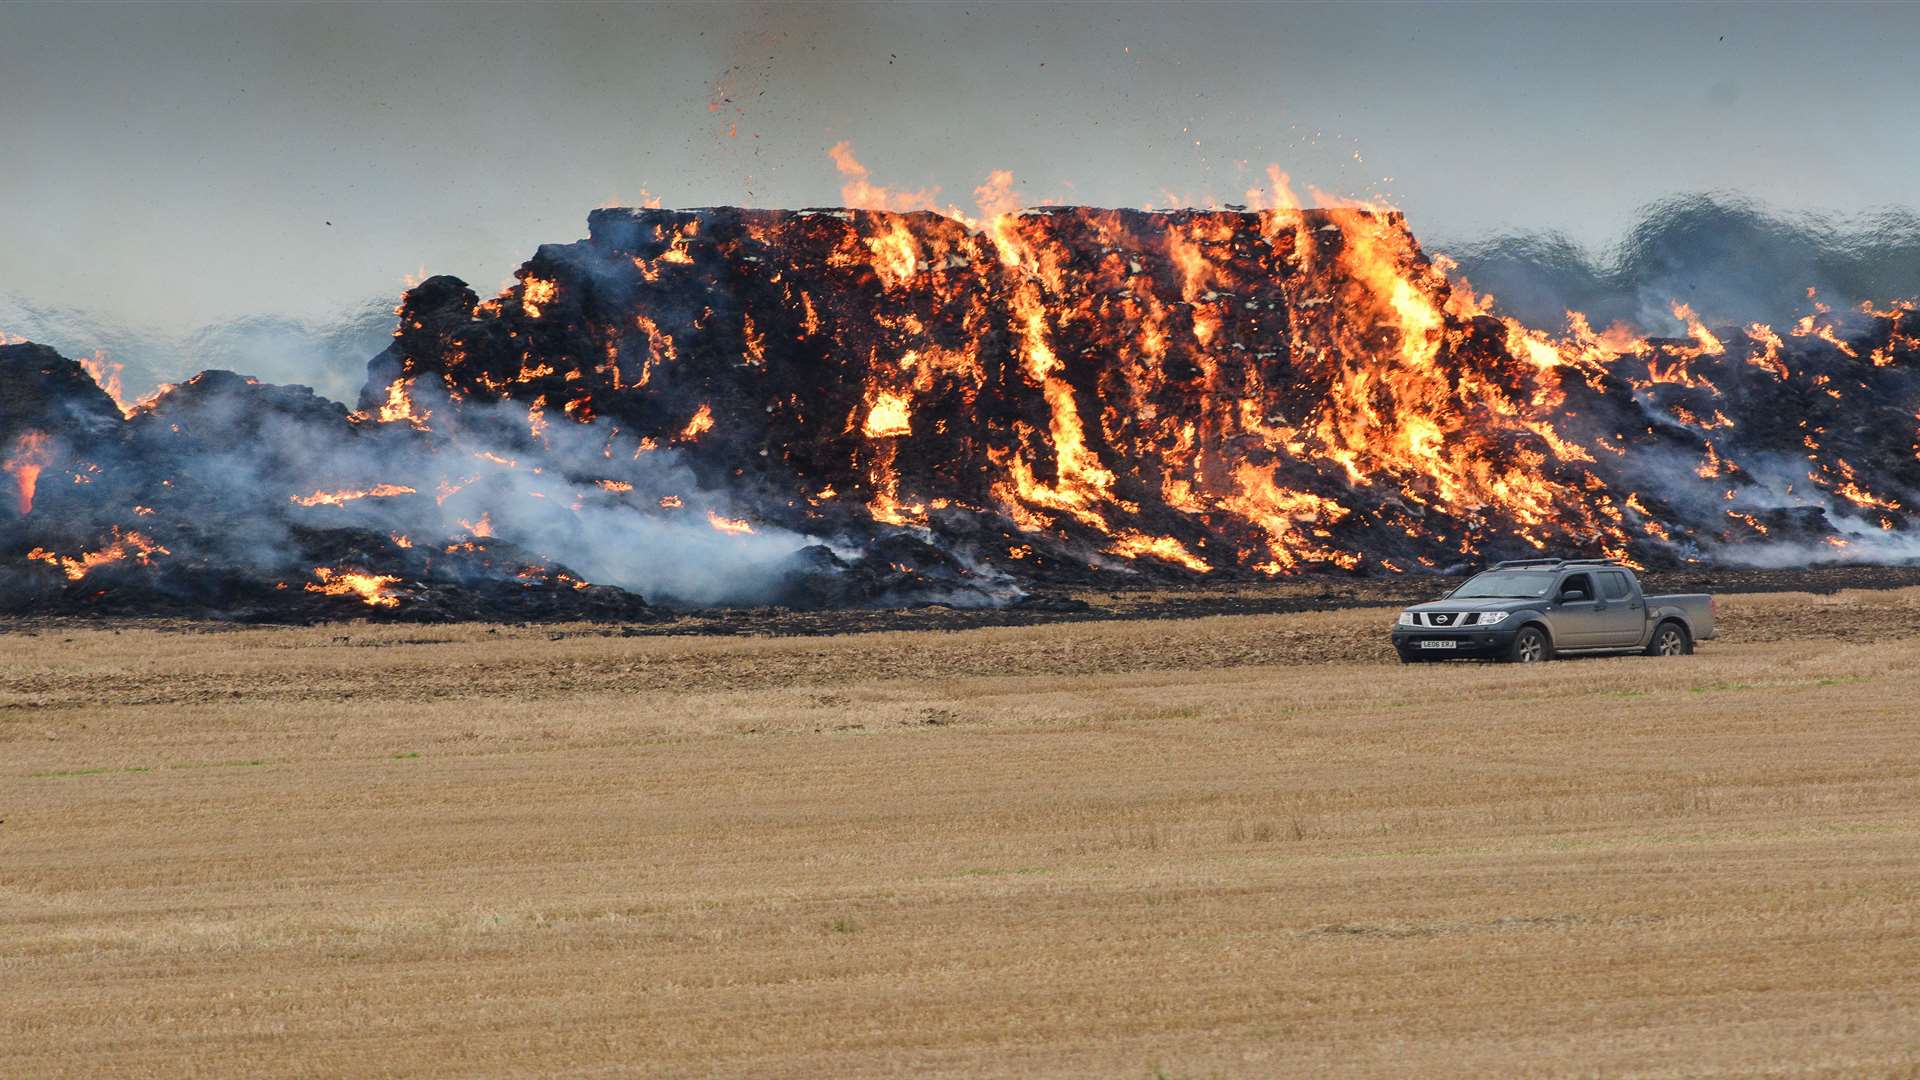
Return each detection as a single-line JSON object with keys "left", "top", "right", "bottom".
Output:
{"left": 1561, "top": 587, "right": 1589, "bottom": 602}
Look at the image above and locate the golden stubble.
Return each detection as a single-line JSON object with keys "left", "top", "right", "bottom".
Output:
{"left": 3, "top": 587, "right": 1919, "bottom": 1077}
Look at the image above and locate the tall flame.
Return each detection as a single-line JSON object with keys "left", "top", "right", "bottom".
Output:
{"left": 4, "top": 431, "right": 53, "bottom": 515}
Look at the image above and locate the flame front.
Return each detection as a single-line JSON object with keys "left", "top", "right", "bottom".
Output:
{"left": 290, "top": 483, "right": 418, "bottom": 508}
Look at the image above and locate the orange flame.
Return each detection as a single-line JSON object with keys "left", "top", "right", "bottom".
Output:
{"left": 376, "top": 377, "right": 431, "bottom": 428}
{"left": 862, "top": 391, "right": 913, "bottom": 438}
{"left": 4, "top": 431, "right": 53, "bottom": 514}
{"left": 289, "top": 483, "right": 417, "bottom": 508}
{"left": 522, "top": 277, "right": 559, "bottom": 319}
{"left": 29, "top": 527, "right": 170, "bottom": 580}
{"left": 306, "top": 566, "right": 402, "bottom": 608}
{"left": 79, "top": 352, "right": 135, "bottom": 417}
{"left": 706, "top": 510, "right": 754, "bottom": 534}
{"left": 680, "top": 403, "right": 715, "bottom": 440}
{"left": 829, "top": 141, "right": 941, "bottom": 212}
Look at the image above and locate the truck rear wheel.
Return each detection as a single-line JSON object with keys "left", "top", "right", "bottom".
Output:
{"left": 1646, "top": 621, "right": 1692, "bottom": 657}
{"left": 1508, "top": 626, "right": 1551, "bottom": 664}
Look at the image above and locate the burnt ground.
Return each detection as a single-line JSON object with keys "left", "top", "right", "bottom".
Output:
{"left": 4, "top": 562, "right": 1917, "bottom": 639}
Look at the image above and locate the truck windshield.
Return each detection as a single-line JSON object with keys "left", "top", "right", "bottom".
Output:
{"left": 1451, "top": 571, "right": 1557, "bottom": 598}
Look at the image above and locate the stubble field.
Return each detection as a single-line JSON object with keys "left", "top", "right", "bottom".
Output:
{"left": 5, "top": 587, "right": 1920, "bottom": 1077}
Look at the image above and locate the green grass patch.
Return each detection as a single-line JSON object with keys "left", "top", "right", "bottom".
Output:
{"left": 31, "top": 766, "right": 151, "bottom": 779}
{"left": 1692, "top": 675, "right": 1873, "bottom": 694}
{"left": 958, "top": 866, "right": 1051, "bottom": 878}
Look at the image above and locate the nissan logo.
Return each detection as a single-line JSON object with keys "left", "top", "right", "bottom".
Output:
{"left": 1431, "top": 613, "right": 1453, "bottom": 625}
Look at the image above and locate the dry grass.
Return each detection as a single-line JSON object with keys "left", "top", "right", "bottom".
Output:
{"left": 4, "top": 588, "right": 1920, "bottom": 1077}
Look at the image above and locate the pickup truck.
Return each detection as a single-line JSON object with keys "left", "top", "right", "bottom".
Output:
{"left": 1391, "top": 558, "right": 1715, "bottom": 664}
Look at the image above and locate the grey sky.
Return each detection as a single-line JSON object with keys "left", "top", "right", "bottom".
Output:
{"left": 3, "top": 0, "right": 1916, "bottom": 334}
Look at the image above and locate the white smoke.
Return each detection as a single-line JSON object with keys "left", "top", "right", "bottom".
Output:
{"left": 0, "top": 292, "right": 394, "bottom": 404}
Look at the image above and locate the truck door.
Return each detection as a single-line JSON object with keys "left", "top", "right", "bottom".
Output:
{"left": 1553, "top": 572, "right": 1601, "bottom": 646}
{"left": 1595, "top": 570, "right": 1645, "bottom": 648}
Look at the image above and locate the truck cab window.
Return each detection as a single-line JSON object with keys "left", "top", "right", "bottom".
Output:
{"left": 1601, "top": 572, "right": 1630, "bottom": 600}
{"left": 1559, "top": 573, "right": 1593, "bottom": 600}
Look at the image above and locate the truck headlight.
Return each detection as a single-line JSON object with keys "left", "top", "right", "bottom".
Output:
{"left": 1397, "top": 612, "right": 1417, "bottom": 626}
{"left": 1474, "top": 611, "right": 1511, "bottom": 626}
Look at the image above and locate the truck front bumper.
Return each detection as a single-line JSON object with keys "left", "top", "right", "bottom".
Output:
{"left": 1391, "top": 627, "right": 1520, "bottom": 661}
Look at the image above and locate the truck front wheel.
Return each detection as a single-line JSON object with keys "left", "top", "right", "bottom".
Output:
{"left": 1508, "top": 626, "right": 1552, "bottom": 664}
{"left": 1645, "top": 621, "right": 1692, "bottom": 657}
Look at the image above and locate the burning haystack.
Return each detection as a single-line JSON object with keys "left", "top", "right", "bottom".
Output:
{"left": 5, "top": 204, "right": 1918, "bottom": 620}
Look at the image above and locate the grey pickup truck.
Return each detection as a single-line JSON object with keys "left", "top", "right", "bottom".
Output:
{"left": 1391, "top": 558, "right": 1715, "bottom": 664}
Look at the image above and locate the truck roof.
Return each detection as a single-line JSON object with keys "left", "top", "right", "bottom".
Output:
{"left": 1483, "top": 558, "right": 1632, "bottom": 571}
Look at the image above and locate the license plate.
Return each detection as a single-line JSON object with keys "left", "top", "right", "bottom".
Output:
{"left": 1419, "top": 640, "right": 1457, "bottom": 650}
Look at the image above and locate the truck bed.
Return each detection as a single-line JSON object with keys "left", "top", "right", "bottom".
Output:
{"left": 1645, "top": 593, "right": 1715, "bottom": 640}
